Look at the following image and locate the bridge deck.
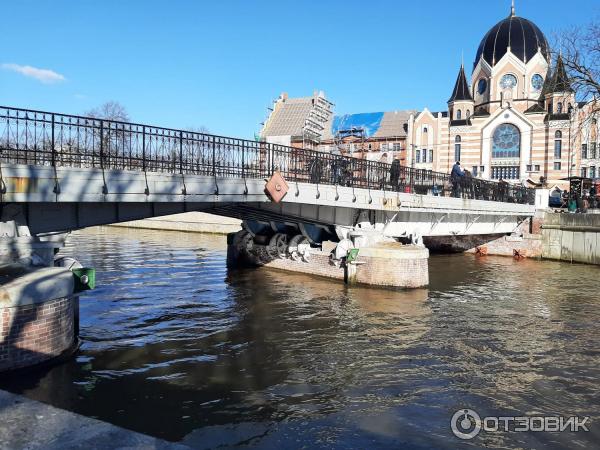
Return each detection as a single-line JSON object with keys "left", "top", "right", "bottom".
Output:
{"left": 0, "top": 105, "right": 536, "bottom": 206}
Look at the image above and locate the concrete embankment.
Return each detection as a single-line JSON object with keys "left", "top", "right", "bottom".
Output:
{"left": 541, "top": 212, "right": 600, "bottom": 264}
{"left": 464, "top": 211, "right": 600, "bottom": 265}
{"left": 0, "top": 389, "right": 188, "bottom": 449}
{"left": 464, "top": 215, "right": 544, "bottom": 258}
{"left": 109, "top": 212, "right": 241, "bottom": 234}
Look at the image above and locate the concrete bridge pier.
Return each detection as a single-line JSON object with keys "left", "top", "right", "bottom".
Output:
{"left": 226, "top": 223, "right": 429, "bottom": 289}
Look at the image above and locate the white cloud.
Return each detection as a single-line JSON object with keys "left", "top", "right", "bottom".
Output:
{"left": 1, "top": 63, "right": 65, "bottom": 84}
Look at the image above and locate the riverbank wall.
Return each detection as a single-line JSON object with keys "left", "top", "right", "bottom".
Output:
{"left": 109, "top": 212, "right": 241, "bottom": 234}
{"left": 465, "top": 214, "right": 544, "bottom": 258}
{"left": 541, "top": 212, "right": 600, "bottom": 264}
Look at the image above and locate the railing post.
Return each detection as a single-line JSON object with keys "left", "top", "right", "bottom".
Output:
{"left": 142, "top": 126, "right": 146, "bottom": 171}
{"left": 212, "top": 135, "right": 216, "bottom": 176}
{"left": 241, "top": 141, "right": 245, "bottom": 178}
{"left": 51, "top": 114, "right": 56, "bottom": 166}
{"left": 49, "top": 113, "right": 61, "bottom": 195}
{"left": 294, "top": 147, "right": 298, "bottom": 182}
{"left": 265, "top": 144, "right": 274, "bottom": 177}
{"left": 99, "top": 120, "right": 109, "bottom": 195}
{"left": 179, "top": 130, "right": 184, "bottom": 174}
{"left": 270, "top": 145, "right": 274, "bottom": 175}
{"left": 99, "top": 121, "right": 104, "bottom": 168}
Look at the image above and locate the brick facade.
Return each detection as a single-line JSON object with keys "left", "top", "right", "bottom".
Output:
{"left": 0, "top": 296, "right": 76, "bottom": 372}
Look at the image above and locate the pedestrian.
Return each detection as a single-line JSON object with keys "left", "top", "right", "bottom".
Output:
{"left": 575, "top": 192, "right": 584, "bottom": 213}
{"left": 390, "top": 159, "right": 400, "bottom": 191}
{"left": 450, "top": 161, "right": 464, "bottom": 198}
{"left": 583, "top": 194, "right": 590, "bottom": 213}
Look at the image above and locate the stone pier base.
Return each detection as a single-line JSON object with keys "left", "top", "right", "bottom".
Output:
{"left": 0, "top": 267, "right": 77, "bottom": 373}
{"left": 347, "top": 243, "right": 429, "bottom": 288}
{"left": 227, "top": 233, "right": 429, "bottom": 289}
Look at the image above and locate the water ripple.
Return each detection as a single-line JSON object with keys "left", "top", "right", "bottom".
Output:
{"left": 1, "top": 227, "right": 599, "bottom": 448}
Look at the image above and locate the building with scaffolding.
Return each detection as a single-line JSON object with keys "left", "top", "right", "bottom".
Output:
{"left": 318, "top": 111, "right": 414, "bottom": 163}
{"left": 260, "top": 93, "right": 414, "bottom": 163}
{"left": 259, "top": 91, "right": 333, "bottom": 150}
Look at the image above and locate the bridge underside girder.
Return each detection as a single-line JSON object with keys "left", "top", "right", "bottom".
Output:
{"left": 0, "top": 163, "right": 534, "bottom": 242}
{"left": 2, "top": 200, "right": 526, "bottom": 239}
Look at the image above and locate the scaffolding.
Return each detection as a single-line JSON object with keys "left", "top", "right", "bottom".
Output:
{"left": 302, "top": 92, "right": 334, "bottom": 150}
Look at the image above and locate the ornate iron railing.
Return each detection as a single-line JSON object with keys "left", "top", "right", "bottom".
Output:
{"left": 0, "top": 106, "right": 535, "bottom": 204}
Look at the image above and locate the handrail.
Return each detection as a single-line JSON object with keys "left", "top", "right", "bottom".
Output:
{"left": 0, "top": 106, "right": 536, "bottom": 204}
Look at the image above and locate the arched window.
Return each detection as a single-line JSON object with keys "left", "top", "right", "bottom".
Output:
{"left": 492, "top": 124, "right": 520, "bottom": 159}
{"left": 457, "top": 109, "right": 462, "bottom": 120}
{"left": 557, "top": 102, "right": 563, "bottom": 114}
{"left": 568, "top": 103, "right": 573, "bottom": 114}
{"left": 554, "top": 130, "right": 562, "bottom": 159}
{"left": 454, "top": 135, "right": 461, "bottom": 162}
{"left": 591, "top": 166, "right": 596, "bottom": 179}
{"left": 466, "top": 110, "right": 471, "bottom": 119}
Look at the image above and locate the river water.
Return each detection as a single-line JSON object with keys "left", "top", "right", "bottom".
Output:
{"left": 1, "top": 227, "right": 599, "bottom": 449}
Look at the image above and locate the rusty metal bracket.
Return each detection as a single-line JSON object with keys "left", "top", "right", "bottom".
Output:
{"left": 265, "top": 171, "right": 289, "bottom": 203}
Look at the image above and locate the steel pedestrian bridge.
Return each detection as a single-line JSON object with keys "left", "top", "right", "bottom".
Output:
{"left": 0, "top": 106, "right": 538, "bottom": 267}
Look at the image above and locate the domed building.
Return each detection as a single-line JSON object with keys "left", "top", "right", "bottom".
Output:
{"left": 407, "top": 3, "right": 584, "bottom": 186}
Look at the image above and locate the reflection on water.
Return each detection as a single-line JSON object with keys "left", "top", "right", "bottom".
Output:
{"left": 1, "top": 226, "right": 599, "bottom": 448}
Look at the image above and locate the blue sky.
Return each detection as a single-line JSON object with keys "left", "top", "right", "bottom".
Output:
{"left": 1, "top": 0, "right": 598, "bottom": 137}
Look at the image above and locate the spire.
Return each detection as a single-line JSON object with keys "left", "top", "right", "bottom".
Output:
{"left": 510, "top": 0, "right": 515, "bottom": 17}
{"left": 448, "top": 65, "right": 473, "bottom": 103}
{"left": 547, "top": 54, "right": 574, "bottom": 93}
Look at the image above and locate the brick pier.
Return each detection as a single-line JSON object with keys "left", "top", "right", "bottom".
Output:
{"left": 0, "top": 268, "right": 77, "bottom": 372}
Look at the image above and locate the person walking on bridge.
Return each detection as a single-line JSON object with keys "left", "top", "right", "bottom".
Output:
{"left": 450, "top": 161, "right": 464, "bottom": 198}
{"left": 390, "top": 159, "right": 401, "bottom": 191}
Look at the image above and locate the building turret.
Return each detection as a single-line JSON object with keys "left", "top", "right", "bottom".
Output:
{"left": 544, "top": 54, "right": 575, "bottom": 117}
{"left": 448, "top": 64, "right": 474, "bottom": 122}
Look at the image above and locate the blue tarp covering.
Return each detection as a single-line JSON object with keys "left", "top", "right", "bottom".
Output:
{"left": 332, "top": 112, "right": 384, "bottom": 138}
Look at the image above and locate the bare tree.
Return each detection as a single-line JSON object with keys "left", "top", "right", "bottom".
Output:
{"left": 82, "top": 102, "right": 131, "bottom": 167}
{"left": 551, "top": 22, "right": 600, "bottom": 178}
{"left": 186, "top": 125, "right": 210, "bottom": 135}
{"left": 553, "top": 23, "right": 600, "bottom": 109}
{"left": 85, "top": 101, "right": 130, "bottom": 122}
